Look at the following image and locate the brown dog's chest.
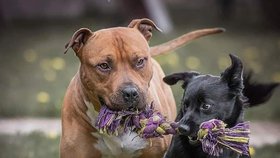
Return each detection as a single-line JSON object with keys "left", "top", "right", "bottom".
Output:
{"left": 84, "top": 100, "right": 148, "bottom": 158}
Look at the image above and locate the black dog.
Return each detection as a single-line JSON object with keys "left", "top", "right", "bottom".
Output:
{"left": 163, "top": 54, "right": 278, "bottom": 158}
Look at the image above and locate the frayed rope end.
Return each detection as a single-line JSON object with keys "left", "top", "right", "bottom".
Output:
{"left": 197, "top": 119, "right": 250, "bottom": 156}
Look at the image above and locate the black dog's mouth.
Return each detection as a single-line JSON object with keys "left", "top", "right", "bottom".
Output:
{"left": 188, "top": 136, "right": 197, "bottom": 140}
{"left": 188, "top": 135, "right": 199, "bottom": 145}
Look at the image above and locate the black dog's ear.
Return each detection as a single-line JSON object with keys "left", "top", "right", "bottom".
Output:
{"left": 64, "top": 28, "right": 92, "bottom": 55}
{"left": 221, "top": 54, "right": 244, "bottom": 93}
{"left": 163, "top": 71, "right": 200, "bottom": 88}
{"left": 243, "top": 71, "right": 279, "bottom": 107}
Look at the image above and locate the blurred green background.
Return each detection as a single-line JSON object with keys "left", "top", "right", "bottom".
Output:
{"left": 0, "top": 0, "right": 280, "bottom": 157}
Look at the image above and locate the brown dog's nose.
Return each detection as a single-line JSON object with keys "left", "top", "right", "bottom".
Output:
{"left": 122, "top": 86, "right": 139, "bottom": 104}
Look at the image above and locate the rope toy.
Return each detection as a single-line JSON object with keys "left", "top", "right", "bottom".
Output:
{"left": 95, "top": 105, "right": 250, "bottom": 156}
{"left": 197, "top": 119, "right": 250, "bottom": 156}
{"left": 95, "top": 102, "right": 178, "bottom": 138}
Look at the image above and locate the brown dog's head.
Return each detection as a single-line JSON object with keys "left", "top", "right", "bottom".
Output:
{"left": 64, "top": 18, "right": 161, "bottom": 111}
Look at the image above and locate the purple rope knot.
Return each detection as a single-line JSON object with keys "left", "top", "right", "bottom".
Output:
{"left": 95, "top": 102, "right": 178, "bottom": 138}
{"left": 197, "top": 119, "right": 250, "bottom": 156}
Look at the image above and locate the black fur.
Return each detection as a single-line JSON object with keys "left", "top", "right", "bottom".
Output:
{"left": 243, "top": 71, "right": 279, "bottom": 107}
{"left": 163, "top": 54, "right": 278, "bottom": 158}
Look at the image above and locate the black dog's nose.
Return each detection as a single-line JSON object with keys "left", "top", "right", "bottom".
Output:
{"left": 178, "top": 124, "right": 191, "bottom": 135}
{"left": 122, "top": 86, "right": 139, "bottom": 103}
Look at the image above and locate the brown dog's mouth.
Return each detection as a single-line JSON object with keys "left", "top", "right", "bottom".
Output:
{"left": 98, "top": 96, "right": 144, "bottom": 112}
{"left": 98, "top": 96, "right": 106, "bottom": 105}
{"left": 98, "top": 97, "right": 117, "bottom": 110}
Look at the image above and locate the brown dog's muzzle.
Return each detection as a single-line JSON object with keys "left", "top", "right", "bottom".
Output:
{"left": 121, "top": 85, "right": 140, "bottom": 106}
{"left": 120, "top": 84, "right": 148, "bottom": 110}
{"left": 107, "top": 84, "right": 147, "bottom": 111}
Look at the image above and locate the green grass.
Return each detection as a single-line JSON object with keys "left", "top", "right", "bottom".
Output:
{"left": 0, "top": 19, "right": 279, "bottom": 120}
{"left": 0, "top": 132, "right": 279, "bottom": 158}
{"left": 253, "top": 143, "right": 280, "bottom": 158}
{"left": 0, "top": 132, "right": 59, "bottom": 158}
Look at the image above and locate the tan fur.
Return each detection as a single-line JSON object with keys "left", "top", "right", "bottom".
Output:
{"left": 61, "top": 19, "right": 223, "bottom": 158}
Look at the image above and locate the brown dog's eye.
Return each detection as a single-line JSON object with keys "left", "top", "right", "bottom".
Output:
{"left": 136, "top": 57, "right": 147, "bottom": 69}
{"left": 200, "top": 103, "right": 212, "bottom": 111}
{"left": 97, "top": 63, "right": 111, "bottom": 71}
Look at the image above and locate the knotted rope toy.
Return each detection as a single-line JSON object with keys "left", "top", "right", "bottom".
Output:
{"left": 95, "top": 104, "right": 250, "bottom": 156}
{"left": 196, "top": 119, "right": 250, "bottom": 156}
{"left": 95, "top": 102, "right": 178, "bottom": 138}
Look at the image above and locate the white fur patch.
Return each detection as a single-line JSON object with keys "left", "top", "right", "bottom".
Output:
{"left": 84, "top": 100, "right": 148, "bottom": 158}
{"left": 92, "top": 132, "right": 148, "bottom": 158}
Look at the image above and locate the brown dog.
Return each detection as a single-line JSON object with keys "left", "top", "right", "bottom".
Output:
{"left": 60, "top": 18, "right": 224, "bottom": 158}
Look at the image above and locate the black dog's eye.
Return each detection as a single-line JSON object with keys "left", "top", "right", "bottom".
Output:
{"left": 97, "top": 63, "right": 111, "bottom": 71}
{"left": 200, "top": 103, "right": 212, "bottom": 111}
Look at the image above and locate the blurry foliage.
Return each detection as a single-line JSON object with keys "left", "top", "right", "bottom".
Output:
{"left": 0, "top": 22, "right": 83, "bottom": 117}
{"left": 0, "top": 19, "right": 279, "bottom": 121}
{"left": 0, "top": 132, "right": 59, "bottom": 158}
{"left": 253, "top": 143, "right": 280, "bottom": 158}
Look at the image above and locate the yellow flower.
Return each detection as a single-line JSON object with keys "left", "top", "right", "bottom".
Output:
{"left": 185, "top": 56, "right": 200, "bottom": 70}
{"left": 272, "top": 72, "right": 280, "bottom": 82}
{"left": 51, "top": 57, "right": 66, "bottom": 70}
{"left": 46, "top": 130, "right": 58, "bottom": 139}
{"left": 36, "top": 91, "right": 50, "bottom": 104}
{"left": 23, "top": 49, "right": 37, "bottom": 63}
{"left": 43, "top": 70, "right": 56, "bottom": 82}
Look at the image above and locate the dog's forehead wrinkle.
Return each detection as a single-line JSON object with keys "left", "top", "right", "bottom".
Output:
{"left": 90, "top": 28, "right": 149, "bottom": 59}
{"left": 113, "top": 36, "right": 128, "bottom": 62}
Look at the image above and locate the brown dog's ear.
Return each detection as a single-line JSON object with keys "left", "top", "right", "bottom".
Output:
{"left": 64, "top": 28, "right": 92, "bottom": 54}
{"left": 128, "top": 18, "right": 162, "bottom": 41}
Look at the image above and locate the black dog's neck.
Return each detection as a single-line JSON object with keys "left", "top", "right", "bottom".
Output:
{"left": 225, "top": 96, "right": 246, "bottom": 128}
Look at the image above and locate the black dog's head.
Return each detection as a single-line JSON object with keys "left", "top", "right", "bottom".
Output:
{"left": 163, "top": 54, "right": 278, "bottom": 139}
